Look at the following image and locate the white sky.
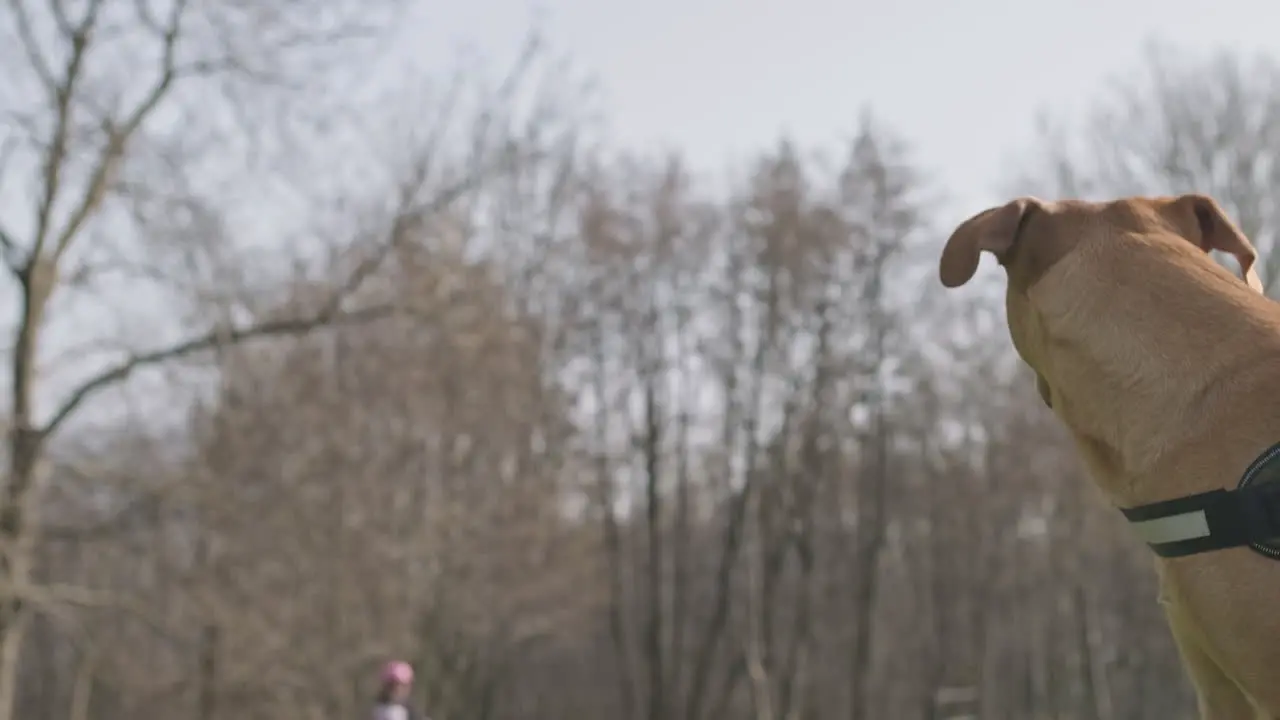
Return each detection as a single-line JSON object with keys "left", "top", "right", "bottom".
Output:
{"left": 403, "top": 0, "right": 1280, "bottom": 219}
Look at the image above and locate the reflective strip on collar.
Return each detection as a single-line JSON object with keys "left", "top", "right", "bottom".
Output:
{"left": 1129, "top": 510, "right": 1211, "bottom": 545}
{"left": 1118, "top": 441, "right": 1280, "bottom": 559}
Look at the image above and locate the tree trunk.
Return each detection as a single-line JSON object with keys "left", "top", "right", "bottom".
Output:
{"left": 197, "top": 624, "right": 220, "bottom": 720}
{"left": 0, "top": 265, "right": 54, "bottom": 720}
{"left": 0, "top": 611, "right": 30, "bottom": 720}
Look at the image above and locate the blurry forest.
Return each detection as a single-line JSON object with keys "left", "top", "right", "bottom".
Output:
{"left": 0, "top": 2, "right": 1275, "bottom": 718}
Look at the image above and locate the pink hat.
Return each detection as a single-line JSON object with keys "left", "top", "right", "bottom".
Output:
{"left": 380, "top": 660, "right": 414, "bottom": 686}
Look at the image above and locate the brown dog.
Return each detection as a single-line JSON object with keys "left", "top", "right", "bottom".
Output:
{"left": 939, "top": 194, "right": 1280, "bottom": 719}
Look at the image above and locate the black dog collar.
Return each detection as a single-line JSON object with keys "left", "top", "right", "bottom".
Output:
{"left": 1120, "top": 443, "right": 1280, "bottom": 559}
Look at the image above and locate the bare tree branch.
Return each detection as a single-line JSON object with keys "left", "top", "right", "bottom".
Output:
{"left": 41, "top": 303, "right": 394, "bottom": 438}
{"left": 0, "top": 580, "right": 123, "bottom": 611}
{"left": 0, "top": 228, "right": 20, "bottom": 276}
{"left": 4, "top": 0, "right": 57, "bottom": 93}
{"left": 51, "top": 0, "right": 190, "bottom": 264}
{"left": 28, "top": 0, "right": 106, "bottom": 267}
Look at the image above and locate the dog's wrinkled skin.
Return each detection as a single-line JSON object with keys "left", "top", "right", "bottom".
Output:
{"left": 940, "top": 194, "right": 1280, "bottom": 720}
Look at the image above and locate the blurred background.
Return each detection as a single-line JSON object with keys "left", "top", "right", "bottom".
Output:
{"left": 2, "top": 0, "right": 1277, "bottom": 718}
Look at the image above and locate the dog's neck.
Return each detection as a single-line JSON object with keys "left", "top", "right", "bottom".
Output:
{"left": 1031, "top": 243, "right": 1280, "bottom": 507}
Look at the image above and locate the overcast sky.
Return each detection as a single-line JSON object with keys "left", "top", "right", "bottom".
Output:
{"left": 403, "top": 0, "right": 1280, "bottom": 220}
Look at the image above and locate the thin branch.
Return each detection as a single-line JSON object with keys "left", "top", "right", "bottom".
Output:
{"left": 29, "top": 0, "right": 105, "bottom": 265}
{"left": 0, "top": 580, "right": 128, "bottom": 613}
{"left": 0, "top": 226, "right": 21, "bottom": 276}
{"left": 40, "top": 304, "right": 393, "bottom": 438}
{"left": 5, "top": 0, "right": 57, "bottom": 93}
{"left": 51, "top": 0, "right": 189, "bottom": 263}
{"left": 130, "top": 0, "right": 165, "bottom": 34}
{"left": 49, "top": 0, "right": 80, "bottom": 37}
{"left": 0, "top": 133, "right": 18, "bottom": 193}
{"left": 322, "top": 168, "right": 491, "bottom": 315}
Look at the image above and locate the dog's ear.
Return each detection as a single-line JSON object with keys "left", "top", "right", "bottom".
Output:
{"left": 1165, "top": 194, "right": 1263, "bottom": 292}
{"left": 940, "top": 198, "right": 1039, "bottom": 288}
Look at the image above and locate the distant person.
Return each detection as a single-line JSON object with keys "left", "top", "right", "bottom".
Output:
{"left": 370, "top": 660, "right": 425, "bottom": 720}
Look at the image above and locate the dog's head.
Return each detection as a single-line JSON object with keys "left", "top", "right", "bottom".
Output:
{"left": 939, "top": 194, "right": 1262, "bottom": 410}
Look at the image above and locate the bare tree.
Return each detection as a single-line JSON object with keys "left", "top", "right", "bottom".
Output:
{"left": 0, "top": 1, "right": 433, "bottom": 716}
{"left": 1012, "top": 41, "right": 1280, "bottom": 291}
{"left": 0, "top": 0, "right": 594, "bottom": 715}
